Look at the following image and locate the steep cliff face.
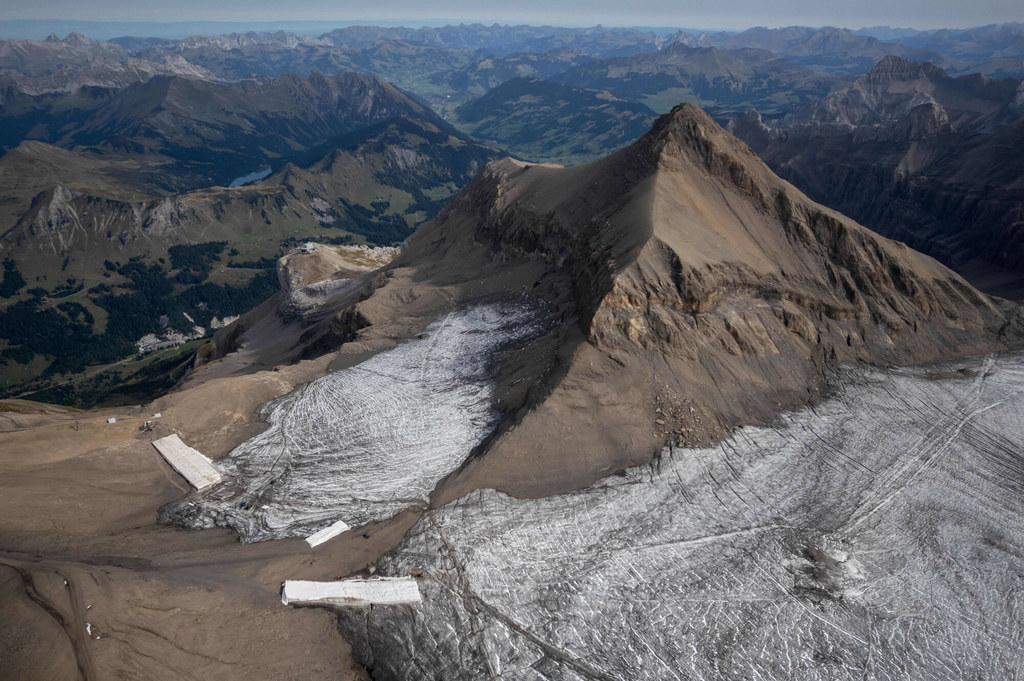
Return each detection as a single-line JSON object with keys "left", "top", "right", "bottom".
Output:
{"left": 594, "top": 105, "right": 1014, "bottom": 364}
{"left": 812, "top": 55, "right": 1023, "bottom": 130}
{"left": 732, "top": 109, "right": 1024, "bottom": 298}
{"left": 322, "top": 103, "right": 1023, "bottom": 500}
{"left": 275, "top": 243, "right": 398, "bottom": 319}
{"left": 14, "top": 185, "right": 192, "bottom": 255}
{"left": 731, "top": 59, "right": 1024, "bottom": 299}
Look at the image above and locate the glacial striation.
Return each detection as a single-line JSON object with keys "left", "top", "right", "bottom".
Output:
{"left": 338, "top": 352, "right": 1024, "bottom": 681}
{"left": 160, "top": 301, "right": 552, "bottom": 542}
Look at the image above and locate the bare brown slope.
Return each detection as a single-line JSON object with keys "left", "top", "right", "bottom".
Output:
{"left": 337, "top": 103, "right": 1024, "bottom": 500}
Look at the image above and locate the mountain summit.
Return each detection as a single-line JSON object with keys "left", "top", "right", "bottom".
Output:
{"left": 812, "top": 55, "right": 1022, "bottom": 129}
{"left": 313, "top": 102, "right": 1023, "bottom": 496}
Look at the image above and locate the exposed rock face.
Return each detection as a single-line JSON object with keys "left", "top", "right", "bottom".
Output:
{"left": 276, "top": 244, "right": 399, "bottom": 319}
{"left": 0, "top": 33, "right": 215, "bottom": 94}
{"left": 731, "top": 85, "right": 1024, "bottom": 299}
{"left": 811, "top": 55, "right": 1022, "bottom": 130}
{"left": 322, "top": 103, "right": 1023, "bottom": 500}
{"left": 17, "top": 184, "right": 193, "bottom": 256}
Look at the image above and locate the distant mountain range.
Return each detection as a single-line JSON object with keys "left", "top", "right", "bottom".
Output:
{"left": 2, "top": 71, "right": 461, "bottom": 188}
{"left": 7, "top": 22, "right": 1019, "bottom": 102}
{"left": 0, "top": 31, "right": 215, "bottom": 94}
{"left": 551, "top": 41, "right": 840, "bottom": 115}
{"left": 3, "top": 20, "right": 1024, "bottom": 402}
{"left": 731, "top": 56, "right": 1024, "bottom": 298}
{"left": 893, "top": 22, "right": 1024, "bottom": 61}
{"left": 687, "top": 23, "right": 1024, "bottom": 76}
{"left": 682, "top": 26, "right": 956, "bottom": 74}
{"left": 316, "top": 24, "right": 672, "bottom": 57}
{"left": 453, "top": 78, "right": 657, "bottom": 164}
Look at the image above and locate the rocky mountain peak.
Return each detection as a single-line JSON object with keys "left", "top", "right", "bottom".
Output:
{"left": 636, "top": 102, "right": 772, "bottom": 205}
{"left": 864, "top": 55, "right": 947, "bottom": 83}
{"left": 353, "top": 103, "right": 1023, "bottom": 501}
{"left": 62, "top": 32, "right": 96, "bottom": 48}
{"left": 661, "top": 40, "right": 698, "bottom": 56}
{"left": 812, "top": 55, "right": 1020, "bottom": 130}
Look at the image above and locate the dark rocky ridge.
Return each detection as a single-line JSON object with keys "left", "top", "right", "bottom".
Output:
{"left": 0, "top": 71, "right": 452, "bottom": 188}
{"left": 811, "top": 55, "right": 1023, "bottom": 130}
{"left": 731, "top": 58, "right": 1024, "bottom": 299}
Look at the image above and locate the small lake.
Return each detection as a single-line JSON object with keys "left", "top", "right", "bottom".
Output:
{"left": 228, "top": 167, "right": 272, "bottom": 187}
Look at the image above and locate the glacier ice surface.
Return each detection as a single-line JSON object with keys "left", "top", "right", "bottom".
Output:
{"left": 161, "top": 301, "right": 551, "bottom": 542}
{"left": 338, "top": 354, "right": 1024, "bottom": 681}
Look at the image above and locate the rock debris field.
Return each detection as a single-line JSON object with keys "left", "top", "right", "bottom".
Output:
{"left": 161, "top": 301, "right": 550, "bottom": 542}
{"left": 339, "top": 353, "right": 1024, "bottom": 681}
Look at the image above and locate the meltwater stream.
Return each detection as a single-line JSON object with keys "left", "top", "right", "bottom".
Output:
{"left": 161, "top": 301, "right": 550, "bottom": 542}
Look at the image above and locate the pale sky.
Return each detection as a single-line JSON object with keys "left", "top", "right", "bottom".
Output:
{"left": 3, "top": 0, "right": 1022, "bottom": 31}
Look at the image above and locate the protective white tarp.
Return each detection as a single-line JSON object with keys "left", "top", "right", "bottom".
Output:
{"left": 152, "top": 434, "right": 224, "bottom": 491}
{"left": 305, "top": 519, "right": 352, "bottom": 547}
{"left": 282, "top": 578, "right": 421, "bottom": 607}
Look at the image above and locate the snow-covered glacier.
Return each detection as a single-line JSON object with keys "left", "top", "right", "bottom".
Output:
{"left": 161, "top": 301, "right": 551, "bottom": 542}
{"left": 338, "top": 354, "right": 1024, "bottom": 681}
